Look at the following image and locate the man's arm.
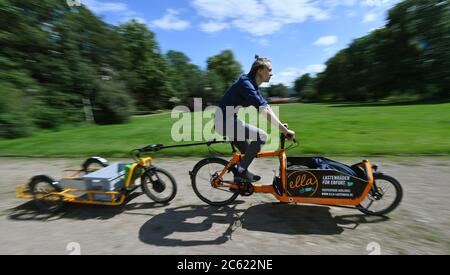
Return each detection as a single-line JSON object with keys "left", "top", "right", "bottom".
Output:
{"left": 259, "top": 105, "right": 295, "bottom": 139}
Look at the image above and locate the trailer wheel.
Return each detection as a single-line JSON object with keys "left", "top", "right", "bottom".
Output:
{"left": 82, "top": 157, "right": 109, "bottom": 174}
{"left": 141, "top": 167, "right": 177, "bottom": 204}
{"left": 29, "top": 175, "right": 64, "bottom": 213}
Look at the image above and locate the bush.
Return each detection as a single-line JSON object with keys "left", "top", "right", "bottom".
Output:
{"left": 92, "top": 80, "right": 135, "bottom": 125}
{"left": 0, "top": 81, "right": 34, "bottom": 138}
{"left": 300, "top": 85, "right": 319, "bottom": 101}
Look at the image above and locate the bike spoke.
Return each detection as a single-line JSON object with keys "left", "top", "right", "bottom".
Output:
{"left": 192, "top": 159, "right": 239, "bottom": 206}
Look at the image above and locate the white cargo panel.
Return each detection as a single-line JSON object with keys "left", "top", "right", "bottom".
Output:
{"left": 82, "top": 163, "right": 128, "bottom": 192}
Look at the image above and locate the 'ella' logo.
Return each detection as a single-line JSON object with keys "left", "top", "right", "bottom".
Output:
{"left": 288, "top": 171, "right": 319, "bottom": 196}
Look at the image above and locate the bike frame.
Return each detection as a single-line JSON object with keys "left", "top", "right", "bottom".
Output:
{"left": 213, "top": 149, "right": 375, "bottom": 207}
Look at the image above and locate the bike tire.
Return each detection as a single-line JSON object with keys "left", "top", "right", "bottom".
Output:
{"left": 191, "top": 157, "right": 239, "bottom": 206}
{"left": 358, "top": 173, "right": 403, "bottom": 216}
{"left": 82, "top": 157, "right": 108, "bottom": 173}
{"left": 141, "top": 167, "right": 177, "bottom": 204}
{"left": 29, "top": 175, "right": 64, "bottom": 213}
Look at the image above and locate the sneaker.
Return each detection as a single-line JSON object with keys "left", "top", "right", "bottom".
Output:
{"left": 246, "top": 170, "right": 261, "bottom": 182}
{"left": 233, "top": 170, "right": 253, "bottom": 183}
{"left": 231, "top": 166, "right": 261, "bottom": 182}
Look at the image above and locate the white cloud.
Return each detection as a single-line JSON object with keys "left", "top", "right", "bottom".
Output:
{"left": 233, "top": 19, "right": 284, "bottom": 37}
{"left": 192, "top": 0, "right": 266, "bottom": 20}
{"left": 150, "top": 9, "right": 191, "bottom": 31}
{"left": 258, "top": 38, "right": 270, "bottom": 47}
{"left": 263, "top": 0, "right": 330, "bottom": 23}
{"left": 269, "top": 68, "right": 302, "bottom": 87}
{"left": 364, "top": 0, "right": 390, "bottom": 7}
{"left": 83, "top": 1, "right": 191, "bottom": 31}
{"left": 305, "top": 64, "right": 326, "bottom": 74}
{"left": 325, "top": 0, "right": 356, "bottom": 8}
{"left": 191, "top": 0, "right": 403, "bottom": 36}
{"left": 200, "top": 21, "right": 229, "bottom": 33}
{"left": 191, "top": 0, "right": 359, "bottom": 36}
{"left": 249, "top": 37, "right": 270, "bottom": 46}
{"left": 83, "top": 0, "right": 147, "bottom": 25}
{"left": 83, "top": 0, "right": 128, "bottom": 13}
{"left": 361, "top": 0, "right": 402, "bottom": 24}
{"left": 324, "top": 47, "right": 337, "bottom": 57}
{"left": 346, "top": 10, "right": 357, "bottom": 18}
{"left": 314, "top": 35, "right": 338, "bottom": 46}
{"left": 362, "top": 12, "right": 377, "bottom": 23}
{"left": 269, "top": 64, "right": 326, "bottom": 87}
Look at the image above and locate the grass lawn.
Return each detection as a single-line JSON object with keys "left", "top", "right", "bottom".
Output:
{"left": 0, "top": 102, "right": 449, "bottom": 157}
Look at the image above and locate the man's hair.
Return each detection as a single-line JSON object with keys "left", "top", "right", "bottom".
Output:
{"left": 248, "top": 55, "right": 271, "bottom": 79}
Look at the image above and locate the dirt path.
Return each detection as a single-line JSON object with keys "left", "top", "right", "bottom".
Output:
{"left": 0, "top": 157, "right": 449, "bottom": 255}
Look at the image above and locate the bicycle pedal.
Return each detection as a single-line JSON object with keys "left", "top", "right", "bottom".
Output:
{"left": 238, "top": 183, "right": 254, "bottom": 196}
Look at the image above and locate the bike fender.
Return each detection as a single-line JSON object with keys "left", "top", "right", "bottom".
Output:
{"left": 88, "top": 156, "right": 109, "bottom": 166}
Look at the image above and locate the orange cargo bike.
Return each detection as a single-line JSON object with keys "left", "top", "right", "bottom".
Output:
{"left": 189, "top": 131, "right": 403, "bottom": 216}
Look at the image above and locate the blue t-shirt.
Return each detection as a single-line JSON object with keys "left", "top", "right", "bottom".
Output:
{"left": 218, "top": 74, "right": 268, "bottom": 118}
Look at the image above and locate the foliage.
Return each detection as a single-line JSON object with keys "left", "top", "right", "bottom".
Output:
{"left": 311, "top": 0, "right": 450, "bottom": 102}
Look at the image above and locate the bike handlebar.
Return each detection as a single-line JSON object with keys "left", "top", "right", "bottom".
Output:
{"left": 280, "top": 125, "right": 297, "bottom": 149}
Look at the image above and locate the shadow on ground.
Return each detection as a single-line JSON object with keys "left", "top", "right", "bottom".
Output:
{"left": 8, "top": 192, "right": 168, "bottom": 221}
{"left": 138, "top": 203, "right": 389, "bottom": 247}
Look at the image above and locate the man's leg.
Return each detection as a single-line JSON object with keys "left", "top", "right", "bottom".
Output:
{"left": 232, "top": 141, "right": 248, "bottom": 154}
{"left": 234, "top": 119, "right": 268, "bottom": 182}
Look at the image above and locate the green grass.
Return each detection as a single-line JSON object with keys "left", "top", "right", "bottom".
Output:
{"left": 0, "top": 103, "right": 449, "bottom": 157}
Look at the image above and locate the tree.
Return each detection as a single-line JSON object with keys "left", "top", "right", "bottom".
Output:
{"left": 92, "top": 79, "right": 134, "bottom": 125}
{"left": 315, "top": 0, "right": 450, "bottom": 102}
{"left": 201, "top": 70, "right": 226, "bottom": 105}
{"left": 294, "top": 74, "right": 312, "bottom": 98}
{"left": 387, "top": 0, "right": 450, "bottom": 99}
{"left": 117, "top": 20, "right": 176, "bottom": 110}
{"left": 166, "top": 50, "right": 203, "bottom": 103}
{"left": 294, "top": 74, "right": 320, "bottom": 101}
{"left": 265, "top": 84, "right": 290, "bottom": 98}
{"left": 0, "top": 0, "right": 71, "bottom": 136}
{"left": 207, "top": 50, "right": 243, "bottom": 88}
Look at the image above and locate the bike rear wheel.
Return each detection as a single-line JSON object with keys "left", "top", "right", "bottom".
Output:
{"left": 191, "top": 158, "right": 239, "bottom": 206}
{"left": 358, "top": 173, "right": 403, "bottom": 216}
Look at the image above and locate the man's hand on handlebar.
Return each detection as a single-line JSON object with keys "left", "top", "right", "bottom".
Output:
{"left": 284, "top": 129, "right": 296, "bottom": 140}
{"left": 281, "top": 123, "right": 296, "bottom": 141}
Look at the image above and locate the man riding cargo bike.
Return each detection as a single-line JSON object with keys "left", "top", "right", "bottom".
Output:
{"left": 214, "top": 55, "right": 295, "bottom": 183}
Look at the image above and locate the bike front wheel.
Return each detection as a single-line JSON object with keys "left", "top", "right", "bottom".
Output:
{"left": 358, "top": 173, "right": 403, "bottom": 216}
{"left": 141, "top": 167, "right": 177, "bottom": 204}
{"left": 191, "top": 157, "right": 239, "bottom": 206}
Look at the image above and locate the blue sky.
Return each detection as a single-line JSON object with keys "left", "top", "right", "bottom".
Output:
{"left": 81, "top": 0, "right": 401, "bottom": 87}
